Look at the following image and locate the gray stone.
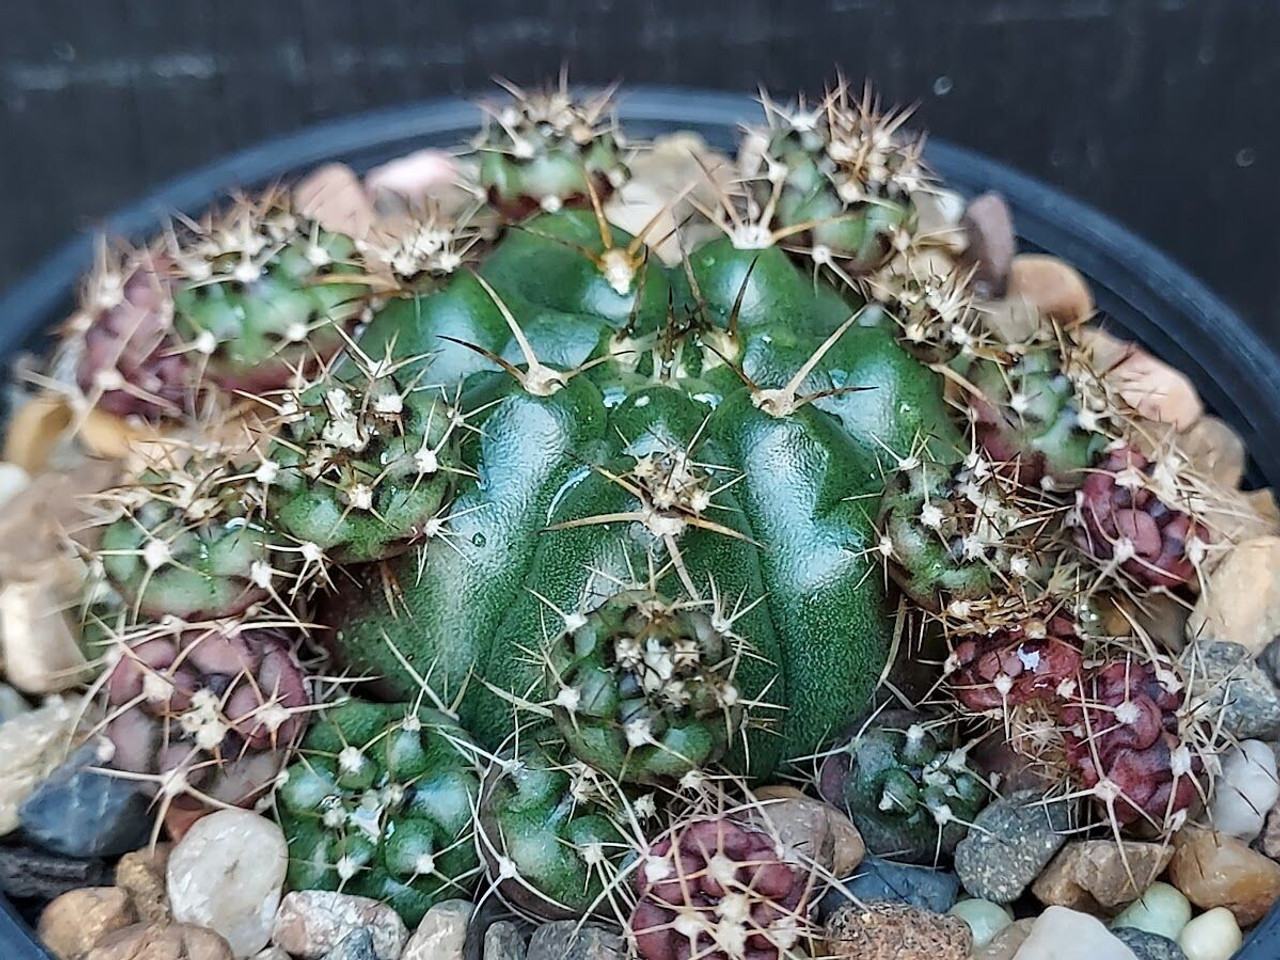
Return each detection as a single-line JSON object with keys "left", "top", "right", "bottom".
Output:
{"left": 18, "top": 744, "right": 151, "bottom": 858}
{"left": 323, "top": 929, "right": 377, "bottom": 960}
{"left": 0, "top": 684, "right": 29, "bottom": 723}
{"left": 1181, "top": 641, "right": 1280, "bottom": 740}
{"left": 954, "top": 789, "right": 1073, "bottom": 904}
{"left": 820, "top": 855, "right": 960, "bottom": 918}
{"left": 0, "top": 841, "right": 109, "bottom": 900}
{"left": 483, "top": 921, "right": 526, "bottom": 960}
{"left": 525, "top": 921, "right": 624, "bottom": 960}
{"left": 1111, "top": 927, "right": 1189, "bottom": 960}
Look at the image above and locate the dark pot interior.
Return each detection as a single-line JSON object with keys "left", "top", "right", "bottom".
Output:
{"left": 1, "top": 87, "right": 1278, "bottom": 959}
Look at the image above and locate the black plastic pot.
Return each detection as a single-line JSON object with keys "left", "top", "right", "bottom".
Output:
{"left": 1, "top": 88, "right": 1277, "bottom": 959}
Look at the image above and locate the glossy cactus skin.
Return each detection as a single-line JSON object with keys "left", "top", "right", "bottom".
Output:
{"left": 967, "top": 349, "right": 1108, "bottom": 490}
{"left": 327, "top": 208, "right": 964, "bottom": 777}
{"left": 276, "top": 700, "right": 481, "bottom": 925}
{"left": 818, "top": 713, "right": 987, "bottom": 862}
{"left": 1060, "top": 660, "right": 1200, "bottom": 828}
{"left": 103, "top": 622, "right": 309, "bottom": 814}
{"left": 167, "top": 193, "right": 371, "bottom": 394}
{"left": 546, "top": 589, "right": 746, "bottom": 785}
{"left": 266, "top": 360, "right": 464, "bottom": 563}
{"left": 1073, "top": 444, "right": 1205, "bottom": 589}
{"left": 948, "top": 612, "right": 1084, "bottom": 713}
{"left": 477, "top": 743, "right": 634, "bottom": 921}
{"left": 630, "top": 817, "right": 812, "bottom": 960}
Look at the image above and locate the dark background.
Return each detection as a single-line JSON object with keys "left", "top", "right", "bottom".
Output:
{"left": 2, "top": 1, "right": 1277, "bottom": 346}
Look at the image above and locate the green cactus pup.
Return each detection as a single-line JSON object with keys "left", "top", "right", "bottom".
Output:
{"left": 546, "top": 588, "right": 746, "bottom": 785}
{"left": 476, "top": 741, "right": 641, "bottom": 921}
{"left": 264, "top": 345, "right": 468, "bottom": 563}
{"left": 275, "top": 700, "right": 482, "bottom": 925}
{"left": 818, "top": 711, "right": 987, "bottom": 863}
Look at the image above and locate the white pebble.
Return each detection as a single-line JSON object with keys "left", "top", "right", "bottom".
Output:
{"left": 1210, "top": 739, "right": 1280, "bottom": 842}
{"left": 1177, "top": 907, "right": 1242, "bottom": 960}
{"left": 403, "top": 899, "right": 472, "bottom": 960}
{"left": 1012, "top": 906, "right": 1137, "bottom": 960}
{"left": 167, "top": 809, "right": 287, "bottom": 958}
{"left": 1110, "top": 881, "right": 1192, "bottom": 941}
{"left": 948, "top": 897, "right": 1014, "bottom": 947}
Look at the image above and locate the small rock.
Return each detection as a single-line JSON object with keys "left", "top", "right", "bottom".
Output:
{"left": 1179, "top": 640, "right": 1280, "bottom": 740}
{"left": 1031, "top": 840, "right": 1174, "bottom": 913}
{"left": 1007, "top": 254, "right": 1093, "bottom": 325}
{"left": 1177, "top": 417, "right": 1246, "bottom": 490}
{"left": 1260, "top": 796, "right": 1280, "bottom": 859}
{"left": 1011, "top": 907, "right": 1137, "bottom": 960}
{"left": 1258, "top": 637, "right": 1280, "bottom": 687}
{"left": 961, "top": 192, "right": 1016, "bottom": 297}
{"left": 168, "top": 809, "right": 288, "bottom": 958}
{"left": 0, "top": 461, "right": 30, "bottom": 509}
{"left": 823, "top": 855, "right": 960, "bottom": 915}
{"left": 823, "top": 901, "right": 971, "bottom": 960}
{"left": 1189, "top": 537, "right": 1280, "bottom": 656}
{"left": 0, "top": 841, "right": 108, "bottom": 900}
{"left": 1167, "top": 826, "right": 1280, "bottom": 925}
{"left": 403, "top": 899, "right": 472, "bottom": 960}
{"left": 1210, "top": 739, "right": 1279, "bottom": 842}
{"left": 0, "top": 683, "right": 29, "bottom": 722}
{"left": 294, "top": 164, "right": 375, "bottom": 239}
{"left": 979, "top": 297, "right": 1043, "bottom": 345}
{"left": 1175, "top": 907, "right": 1241, "bottom": 960}
{"left": 1078, "top": 328, "right": 1202, "bottom": 429}
{"left": 272, "top": 891, "right": 409, "bottom": 960}
{"left": 481, "top": 921, "right": 525, "bottom": 960}
{"left": 0, "top": 573, "right": 89, "bottom": 694}
{"left": 1111, "top": 927, "right": 1188, "bottom": 960}
{"left": 947, "top": 898, "right": 1014, "bottom": 948}
{"left": 524, "top": 921, "right": 624, "bottom": 960}
{"left": 969, "top": 738, "right": 1056, "bottom": 797}
{"left": 1110, "top": 882, "right": 1193, "bottom": 941}
{"left": 324, "top": 930, "right": 377, "bottom": 960}
{"left": 1245, "top": 488, "right": 1280, "bottom": 534}
{"left": 84, "top": 922, "right": 234, "bottom": 960}
{"left": 913, "top": 188, "right": 967, "bottom": 252}
{"left": 19, "top": 742, "right": 152, "bottom": 858}
{"left": 750, "top": 785, "right": 865, "bottom": 876}
{"left": 253, "top": 950, "right": 293, "bottom": 960}
{"left": 366, "top": 149, "right": 468, "bottom": 212}
{"left": 955, "top": 790, "right": 1073, "bottom": 903}
{"left": 115, "top": 843, "right": 172, "bottom": 924}
{"left": 0, "top": 693, "right": 81, "bottom": 834}
{"left": 38, "top": 887, "right": 137, "bottom": 960}
{"left": 974, "top": 918, "right": 1036, "bottom": 960}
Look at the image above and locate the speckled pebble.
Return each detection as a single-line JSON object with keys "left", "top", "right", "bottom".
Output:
{"left": 402, "top": 899, "right": 471, "bottom": 960}
{"left": 824, "top": 901, "right": 971, "bottom": 960}
{"left": 1180, "top": 640, "right": 1280, "bottom": 741}
{"left": 323, "top": 929, "right": 377, "bottom": 960}
{"left": 272, "top": 891, "right": 408, "bottom": 960}
{"left": 1110, "top": 927, "right": 1188, "bottom": 960}
{"left": 955, "top": 790, "right": 1073, "bottom": 903}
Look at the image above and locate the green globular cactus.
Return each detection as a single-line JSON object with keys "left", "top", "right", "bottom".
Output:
{"left": 476, "top": 80, "right": 628, "bottom": 219}
{"left": 324, "top": 188, "right": 963, "bottom": 778}
{"left": 96, "top": 447, "right": 287, "bottom": 621}
{"left": 753, "top": 82, "right": 928, "bottom": 272}
{"left": 264, "top": 348, "right": 466, "bottom": 564}
{"left": 275, "top": 700, "right": 481, "bottom": 926}
{"left": 966, "top": 345, "right": 1110, "bottom": 491}
{"left": 546, "top": 588, "right": 746, "bottom": 785}
{"left": 818, "top": 712, "right": 988, "bottom": 863}
{"left": 476, "top": 742, "right": 640, "bottom": 921}
{"left": 166, "top": 189, "right": 373, "bottom": 394}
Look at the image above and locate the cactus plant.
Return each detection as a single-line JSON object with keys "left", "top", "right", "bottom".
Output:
{"left": 818, "top": 711, "right": 987, "bottom": 862}
{"left": 946, "top": 610, "right": 1085, "bottom": 714}
{"left": 476, "top": 740, "right": 640, "bottom": 921}
{"left": 98, "top": 619, "right": 310, "bottom": 820}
{"left": 629, "top": 816, "right": 814, "bottom": 960}
{"left": 275, "top": 700, "right": 482, "bottom": 925}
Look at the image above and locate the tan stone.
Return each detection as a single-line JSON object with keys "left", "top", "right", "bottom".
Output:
{"left": 974, "top": 918, "right": 1037, "bottom": 960}
{"left": 750, "top": 785, "right": 866, "bottom": 876}
{"left": 294, "top": 163, "right": 375, "bottom": 239}
{"left": 0, "top": 694, "right": 83, "bottom": 834}
{"left": 84, "top": 922, "right": 234, "bottom": 960}
{"left": 4, "top": 395, "right": 73, "bottom": 473}
{"left": 1167, "top": 827, "right": 1280, "bottom": 925}
{"left": 0, "top": 458, "right": 116, "bottom": 581}
{"left": 1244, "top": 489, "right": 1280, "bottom": 533}
{"left": 115, "top": 844, "right": 172, "bottom": 924}
{"left": 0, "top": 568, "right": 90, "bottom": 693}
{"left": 1188, "top": 536, "right": 1280, "bottom": 654}
{"left": 1078, "top": 328, "right": 1203, "bottom": 430}
{"left": 1007, "top": 255, "right": 1094, "bottom": 325}
{"left": 824, "top": 901, "right": 971, "bottom": 960}
{"left": 1177, "top": 416, "right": 1247, "bottom": 490}
{"left": 1259, "top": 800, "right": 1280, "bottom": 860}
{"left": 1031, "top": 840, "right": 1173, "bottom": 914}
{"left": 38, "top": 887, "right": 137, "bottom": 960}
{"left": 271, "top": 890, "right": 408, "bottom": 959}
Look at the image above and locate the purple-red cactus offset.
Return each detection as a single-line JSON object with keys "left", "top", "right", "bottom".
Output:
{"left": 630, "top": 818, "right": 812, "bottom": 960}
{"left": 101, "top": 622, "right": 310, "bottom": 817}
{"left": 1059, "top": 660, "right": 1200, "bottom": 827}
{"left": 947, "top": 612, "right": 1084, "bottom": 713}
{"left": 1073, "top": 445, "right": 1207, "bottom": 589}
{"left": 70, "top": 250, "right": 191, "bottom": 420}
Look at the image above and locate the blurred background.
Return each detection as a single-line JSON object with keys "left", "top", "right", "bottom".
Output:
{"left": 2, "top": 1, "right": 1276, "bottom": 345}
